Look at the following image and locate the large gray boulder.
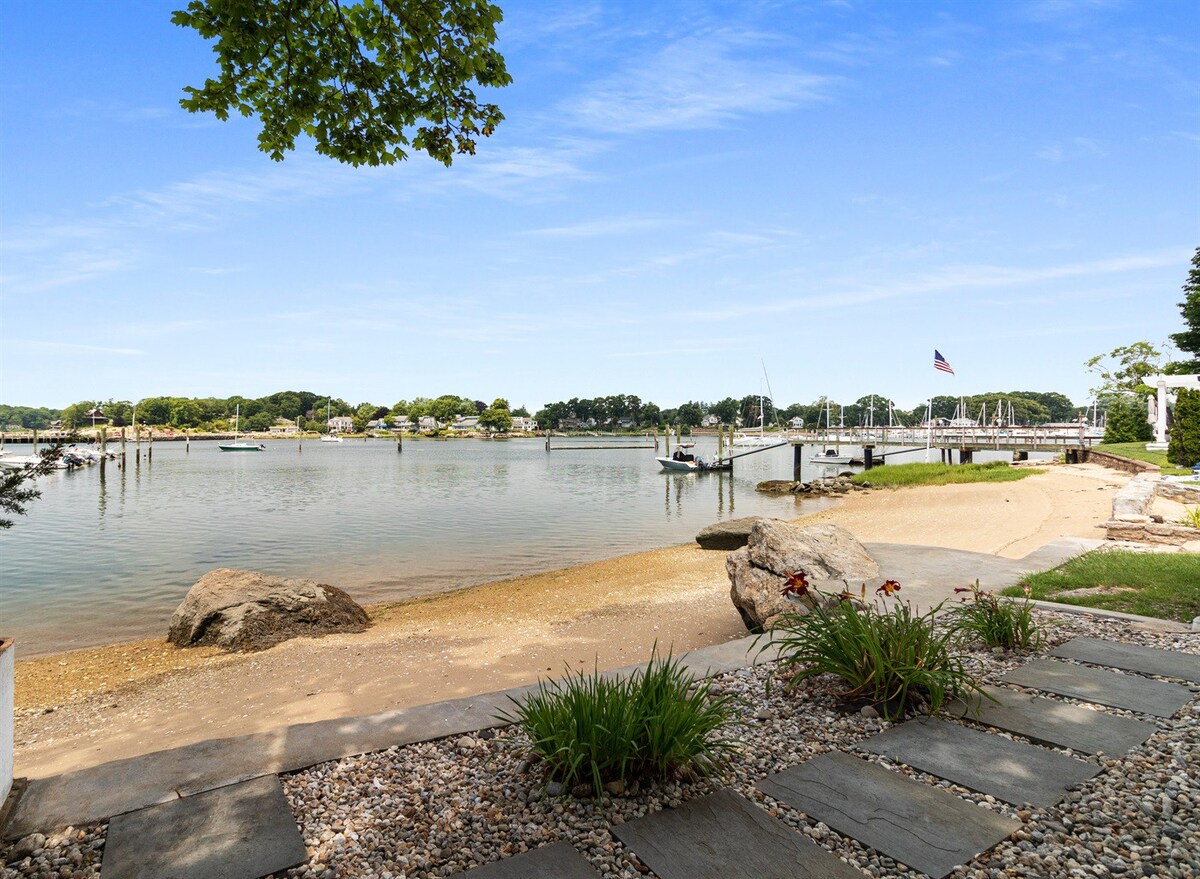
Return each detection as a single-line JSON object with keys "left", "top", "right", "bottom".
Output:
{"left": 727, "top": 521, "right": 879, "bottom": 631}
{"left": 168, "top": 569, "right": 370, "bottom": 652}
{"left": 696, "top": 516, "right": 764, "bottom": 550}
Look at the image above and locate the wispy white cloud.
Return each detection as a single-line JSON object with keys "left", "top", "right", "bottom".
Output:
{"left": 1036, "top": 136, "right": 1106, "bottom": 162}
{"left": 23, "top": 341, "right": 145, "bottom": 356}
{"left": 524, "top": 215, "right": 677, "bottom": 238}
{"left": 674, "top": 249, "right": 1188, "bottom": 323}
{"left": 567, "top": 30, "right": 838, "bottom": 134}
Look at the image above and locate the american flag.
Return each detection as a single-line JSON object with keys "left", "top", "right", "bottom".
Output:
{"left": 934, "top": 350, "right": 955, "bottom": 375}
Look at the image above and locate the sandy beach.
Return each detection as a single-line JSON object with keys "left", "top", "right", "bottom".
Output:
{"left": 13, "top": 461, "right": 1127, "bottom": 778}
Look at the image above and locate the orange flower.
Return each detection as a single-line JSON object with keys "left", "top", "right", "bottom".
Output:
{"left": 876, "top": 579, "right": 902, "bottom": 596}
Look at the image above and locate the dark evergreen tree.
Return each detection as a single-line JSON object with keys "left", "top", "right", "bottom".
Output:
{"left": 1168, "top": 388, "right": 1200, "bottom": 467}
{"left": 1104, "top": 396, "right": 1153, "bottom": 443}
{"left": 1169, "top": 247, "right": 1200, "bottom": 371}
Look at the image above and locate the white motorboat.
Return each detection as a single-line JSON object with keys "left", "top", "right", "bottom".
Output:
{"left": 810, "top": 449, "right": 857, "bottom": 466}
{"left": 320, "top": 434, "right": 344, "bottom": 443}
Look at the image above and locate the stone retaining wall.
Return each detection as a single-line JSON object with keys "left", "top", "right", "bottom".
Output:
{"left": 1105, "top": 473, "right": 1200, "bottom": 545}
{"left": 1156, "top": 481, "right": 1200, "bottom": 504}
{"left": 1081, "top": 449, "right": 1160, "bottom": 474}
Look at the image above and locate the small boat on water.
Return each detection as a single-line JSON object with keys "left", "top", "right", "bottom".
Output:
{"left": 219, "top": 405, "right": 266, "bottom": 452}
{"left": 320, "top": 433, "right": 344, "bottom": 443}
{"left": 809, "top": 449, "right": 862, "bottom": 466}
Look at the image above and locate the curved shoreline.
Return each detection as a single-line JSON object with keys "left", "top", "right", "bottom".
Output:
{"left": 13, "top": 462, "right": 1126, "bottom": 778}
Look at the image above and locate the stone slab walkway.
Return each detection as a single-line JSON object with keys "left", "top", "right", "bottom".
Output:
{"left": 1001, "top": 658, "right": 1193, "bottom": 718}
{"left": 947, "top": 685, "right": 1157, "bottom": 756}
{"left": 860, "top": 717, "right": 1098, "bottom": 807}
{"left": 1051, "top": 636, "right": 1200, "bottom": 683}
{"left": 757, "top": 751, "right": 1020, "bottom": 879}
{"left": 100, "top": 775, "right": 306, "bottom": 879}
{"left": 610, "top": 788, "right": 862, "bottom": 879}
{"left": 446, "top": 842, "right": 601, "bottom": 878}
{"left": 6, "top": 636, "right": 765, "bottom": 839}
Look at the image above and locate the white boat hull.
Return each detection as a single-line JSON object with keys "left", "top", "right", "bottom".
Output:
{"left": 657, "top": 457, "right": 699, "bottom": 472}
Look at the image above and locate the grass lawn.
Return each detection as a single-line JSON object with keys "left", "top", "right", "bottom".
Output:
{"left": 1093, "top": 442, "right": 1193, "bottom": 476}
{"left": 850, "top": 460, "right": 1043, "bottom": 489}
{"left": 1003, "top": 550, "right": 1200, "bottom": 622}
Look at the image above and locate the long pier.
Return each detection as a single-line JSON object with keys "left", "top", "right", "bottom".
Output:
{"left": 789, "top": 427, "right": 1099, "bottom": 481}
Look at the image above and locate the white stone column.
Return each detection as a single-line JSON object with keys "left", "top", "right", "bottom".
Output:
{"left": 0, "top": 638, "right": 12, "bottom": 806}
{"left": 1155, "top": 381, "right": 1169, "bottom": 445}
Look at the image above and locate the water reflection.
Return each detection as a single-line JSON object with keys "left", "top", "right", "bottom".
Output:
{"left": 5, "top": 437, "right": 844, "bottom": 655}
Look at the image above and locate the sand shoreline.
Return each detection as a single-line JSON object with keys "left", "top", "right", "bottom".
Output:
{"left": 13, "top": 462, "right": 1128, "bottom": 778}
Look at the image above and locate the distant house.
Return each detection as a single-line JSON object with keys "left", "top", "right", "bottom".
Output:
{"left": 701, "top": 414, "right": 720, "bottom": 428}
{"left": 617, "top": 417, "right": 635, "bottom": 430}
{"left": 789, "top": 416, "right": 804, "bottom": 429}
{"left": 418, "top": 415, "right": 440, "bottom": 431}
{"left": 452, "top": 416, "right": 481, "bottom": 432}
{"left": 511, "top": 416, "right": 538, "bottom": 432}
{"left": 269, "top": 418, "right": 299, "bottom": 435}
{"left": 84, "top": 407, "right": 109, "bottom": 425}
{"left": 392, "top": 415, "right": 415, "bottom": 432}
{"left": 559, "top": 416, "right": 584, "bottom": 430}
{"left": 328, "top": 416, "right": 353, "bottom": 433}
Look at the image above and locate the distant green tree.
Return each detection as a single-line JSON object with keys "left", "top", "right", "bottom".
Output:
{"left": 352, "top": 402, "right": 377, "bottom": 433}
{"left": 1168, "top": 388, "right": 1200, "bottom": 467}
{"left": 511, "top": 404, "right": 530, "bottom": 418}
{"left": 170, "top": 399, "right": 203, "bottom": 427}
{"left": 479, "top": 405, "right": 512, "bottom": 432}
{"left": 137, "top": 397, "right": 173, "bottom": 425}
{"left": 1169, "top": 247, "right": 1200, "bottom": 372}
{"left": 59, "top": 402, "right": 96, "bottom": 429}
{"left": 1087, "top": 342, "right": 1163, "bottom": 398}
{"left": 243, "top": 411, "right": 274, "bottom": 432}
{"left": 1104, "top": 396, "right": 1153, "bottom": 443}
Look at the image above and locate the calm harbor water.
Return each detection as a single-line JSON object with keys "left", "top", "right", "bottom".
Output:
{"left": 3, "top": 437, "right": 858, "bottom": 656}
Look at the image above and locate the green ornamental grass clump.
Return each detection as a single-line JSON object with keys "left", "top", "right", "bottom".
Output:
{"left": 767, "top": 574, "right": 985, "bottom": 721}
{"left": 950, "top": 580, "right": 1044, "bottom": 650}
{"left": 501, "top": 650, "right": 740, "bottom": 800}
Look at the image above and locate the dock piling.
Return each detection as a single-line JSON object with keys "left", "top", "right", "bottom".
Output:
{"left": 793, "top": 443, "right": 803, "bottom": 482}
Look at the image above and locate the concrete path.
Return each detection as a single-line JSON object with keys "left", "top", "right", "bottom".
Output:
{"left": 1051, "top": 637, "right": 1200, "bottom": 682}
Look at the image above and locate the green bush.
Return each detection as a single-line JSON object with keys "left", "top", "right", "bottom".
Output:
{"left": 1104, "top": 395, "right": 1153, "bottom": 443}
{"left": 950, "top": 580, "right": 1043, "bottom": 650}
{"left": 501, "top": 650, "right": 739, "bottom": 800}
{"left": 767, "top": 577, "right": 984, "bottom": 721}
{"left": 1168, "top": 388, "right": 1200, "bottom": 467}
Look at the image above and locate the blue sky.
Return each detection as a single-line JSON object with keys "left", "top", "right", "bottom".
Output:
{"left": 1, "top": 0, "right": 1197, "bottom": 412}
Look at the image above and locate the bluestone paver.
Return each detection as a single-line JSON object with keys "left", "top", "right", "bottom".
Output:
{"left": 446, "top": 842, "right": 601, "bottom": 878}
{"left": 610, "top": 788, "right": 862, "bottom": 879}
{"left": 757, "top": 751, "right": 1019, "bottom": 879}
{"left": 1002, "top": 658, "right": 1193, "bottom": 718}
{"left": 947, "top": 685, "right": 1156, "bottom": 755}
{"left": 101, "top": 775, "right": 306, "bottom": 879}
{"left": 860, "top": 717, "right": 1098, "bottom": 807}
{"left": 1051, "top": 637, "right": 1200, "bottom": 683}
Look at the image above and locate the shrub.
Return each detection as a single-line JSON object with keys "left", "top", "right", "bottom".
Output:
{"left": 951, "top": 580, "right": 1043, "bottom": 650}
{"left": 1104, "top": 395, "right": 1153, "bottom": 444}
{"left": 500, "top": 650, "right": 739, "bottom": 800}
{"left": 766, "top": 576, "right": 984, "bottom": 721}
{"left": 1168, "top": 388, "right": 1200, "bottom": 467}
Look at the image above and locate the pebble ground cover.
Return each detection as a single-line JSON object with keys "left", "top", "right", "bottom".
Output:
{"left": 4, "top": 611, "right": 1197, "bottom": 879}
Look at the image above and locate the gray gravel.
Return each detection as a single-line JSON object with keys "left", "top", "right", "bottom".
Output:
{"left": 4, "top": 610, "right": 1197, "bottom": 879}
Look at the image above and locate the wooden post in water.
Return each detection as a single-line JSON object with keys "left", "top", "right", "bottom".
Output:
{"left": 120, "top": 428, "right": 126, "bottom": 467}
{"left": 793, "top": 442, "right": 803, "bottom": 482}
{"left": 186, "top": 429, "right": 190, "bottom": 454}
{"left": 99, "top": 427, "right": 107, "bottom": 474}
{"left": 863, "top": 444, "right": 874, "bottom": 470}
{"left": 135, "top": 424, "right": 141, "bottom": 463}
{"left": 664, "top": 427, "right": 670, "bottom": 457}
{"left": 32, "top": 429, "right": 38, "bottom": 455}
{"left": 148, "top": 429, "right": 153, "bottom": 462}
{"left": 397, "top": 429, "right": 402, "bottom": 453}
{"left": 545, "top": 430, "right": 551, "bottom": 452}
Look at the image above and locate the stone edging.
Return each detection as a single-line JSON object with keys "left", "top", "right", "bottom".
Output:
{"left": 1026, "top": 598, "right": 1192, "bottom": 633}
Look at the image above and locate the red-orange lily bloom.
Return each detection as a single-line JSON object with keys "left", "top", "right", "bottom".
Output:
{"left": 781, "top": 569, "right": 810, "bottom": 599}
{"left": 876, "top": 579, "right": 902, "bottom": 596}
